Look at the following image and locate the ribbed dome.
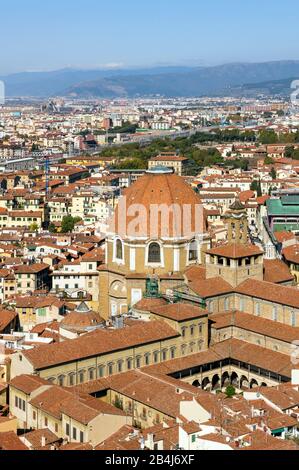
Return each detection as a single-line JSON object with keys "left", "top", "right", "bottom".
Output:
{"left": 229, "top": 197, "right": 246, "bottom": 211}
{"left": 61, "top": 307, "right": 104, "bottom": 330}
{"left": 109, "top": 172, "right": 207, "bottom": 239}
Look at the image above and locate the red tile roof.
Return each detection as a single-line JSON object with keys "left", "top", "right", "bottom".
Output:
{"left": 206, "top": 243, "right": 263, "bottom": 259}
{"left": 23, "top": 320, "right": 179, "bottom": 370}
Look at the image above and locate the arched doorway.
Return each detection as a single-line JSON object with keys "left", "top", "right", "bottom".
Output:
{"left": 231, "top": 372, "right": 239, "bottom": 387}
{"left": 240, "top": 375, "right": 249, "bottom": 389}
{"left": 192, "top": 380, "right": 201, "bottom": 388}
{"left": 212, "top": 374, "right": 220, "bottom": 391}
{"left": 202, "top": 377, "right": 211, "bottom": 391}
{"left": 221, "top": 372, "right": 230, "bottom": 387}
{"left": 250, "top": 378, "right": 259, "bottom": 389}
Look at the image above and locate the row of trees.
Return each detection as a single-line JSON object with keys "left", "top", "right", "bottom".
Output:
{"left": 101, "top": 126, "right": 299, "bottom": 172}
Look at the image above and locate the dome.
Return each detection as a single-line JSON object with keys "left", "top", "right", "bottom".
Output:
{"left": 229, "top": 197, "right": 246, "bottom": 211}
{"left": 109, "top": 172, "right": 207, "bottom": 239}
{"left": 60, "top": 302, "right": 104, "bottom": 330}
{"left": 74, "top": 301, "right": 91, "bottom": 313}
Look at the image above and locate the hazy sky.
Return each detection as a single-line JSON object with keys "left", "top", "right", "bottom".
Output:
{"left": 1, "top": 0, "right": 299, "bottom": 75}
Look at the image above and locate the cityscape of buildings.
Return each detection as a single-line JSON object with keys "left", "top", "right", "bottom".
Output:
{"left": 0, "top": 89, "right": 299, "bottom": 453}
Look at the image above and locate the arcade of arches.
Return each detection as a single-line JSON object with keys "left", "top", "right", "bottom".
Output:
{"left": 191, "top": 372, "right": 267, "bottom": 392}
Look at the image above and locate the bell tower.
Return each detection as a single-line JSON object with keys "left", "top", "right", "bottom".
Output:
{"left": 224, "top": 198, "right": 248, "bottom": 244}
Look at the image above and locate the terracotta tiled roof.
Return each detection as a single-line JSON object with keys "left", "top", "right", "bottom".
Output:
{"left": 210, "top": 311, "right": 299, "bottom": 343}
{"left": 257, "top": 385, "right": 299, "bottom": 411}
{"left": 150, "top": 302, "right": 208, "bottom": 322}
{"left": 60, "top": 442, "right": 93, "bottom": 450}
{"left": 60, "top": 310, "right": 104, "bottom": 329}
{"left": 0, "top": 308, "right": 17, "bottom": 332}
{"left": 13, "top": 263, "right": 50, "bottom": 274}
{"left": 189, "top": 277, "right": 233, "bottom": 298}
{"left": 239, "top": 190, "right": 255, "bottom": 203}
{"left": 142, "top": 338, "right": 293, "bottom": 379}
{"left": 0, "top": 432, "right": 28, "bottom": 450}
{"left": 241, "top": 430, "right": 299, "bottom": 450}
{"left": 263, "top": 258, "right": 294, "bottom": 283}
{"left": 28, "top": 384, "right": 126, "bottom": 424}
{"left": 22, "top": 429, "right": 60, "bottom": 449}
{"left": 236, "top": 278, "right": 299, "bottom": 309}
{"left": 275, "top": 231, "right": 296, "bottom": 243}
{"left": 95, "top": 425, "right": 137, "bottom": 451}
{"left": 206, "top": 243, "right": 263, "bottom": 259}
{"left": 9, "top": 375, "right": 50, "bottom": 394}
{"left": 23, "top": 320, "right": 179, "bottom": 370}
{"left": 184, "top": 265, "right": 206, "bottom": 282}
{"left": 134, "top": 297, "right": 167, "bottom": 311}
{"left": 103, "top": 370, "right": 200, "bottom": 418}
{"left": 282, "top": 244, "right": 299, "bottom": 264}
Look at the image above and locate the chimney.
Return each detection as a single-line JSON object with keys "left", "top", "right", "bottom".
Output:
{"left": 41, "top": 436, "right": 46, "bottom": 447}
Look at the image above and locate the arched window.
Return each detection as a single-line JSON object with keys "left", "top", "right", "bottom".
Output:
{"left": 153, "top": 351, "right": 160, "bottom": 363}
{"left": 69, "top": 373, "right": 75, "bottom": 386}
{"left": 148, "top": 242, "right": 161, "bottom": 263}
{"left": 58, "top": 375, "right": 65, "bottom": 387}
{"left": 136, "top": 356, "right": 142, "bottom": 368}
{"left": 272, "top": 306, "right": 278, "bottom": 322}
{"left": 108, "top": 363, "right": 114, "bottom": 376}
{"left": 115, "top": 239, "right": 123, "bottom": 260}
{"left": 79, "top": 371, "right": 85, "bottom": 384}
{"left": 144, "top": 353, "right": 151, "bottom": 366}
{"left": 188, "top": 239, "right": 198, "bottom": 261}
{"left": 98, "top": 365, "right": 105, "bottom": 378}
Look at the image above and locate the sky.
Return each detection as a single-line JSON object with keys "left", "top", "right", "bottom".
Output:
{"left": 1, "top": 0, "right": 299, "bottom": 75}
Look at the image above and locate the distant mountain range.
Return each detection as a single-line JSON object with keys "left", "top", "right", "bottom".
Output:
{"left": 1, "top": 61, "right": 299, "bottom": 98}
{"left": 228, "top": 77, "right": 297, "bottom": 98}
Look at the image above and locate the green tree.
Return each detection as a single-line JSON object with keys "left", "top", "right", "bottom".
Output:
{"left": 270, "top": 167, "right": 277, "bottom": 180}
{"left": 264, "top": 156, "right": 274, "bottom": 165}
{"left": 225, "top": 385, "right": 236, "bottom": 398}
{"left": 292, "top": 149, "right": 299, "bottom": 160}
{"left": 250, "top": 180, "right": 262, "bottom": 197}
{"left": 285, "top": 146, "right": 294, "bottom": 158}
{"left": 29, "top": 222, "right": 39, "bottom": 232}
{"left": 259, "top": 130, "right": 278, "bottom": 144}
{"left": 48, "top": 222, "right": 57, "bottom": 233}
{"left": 61, "top": 215, "right": 81, "bottom": 233}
